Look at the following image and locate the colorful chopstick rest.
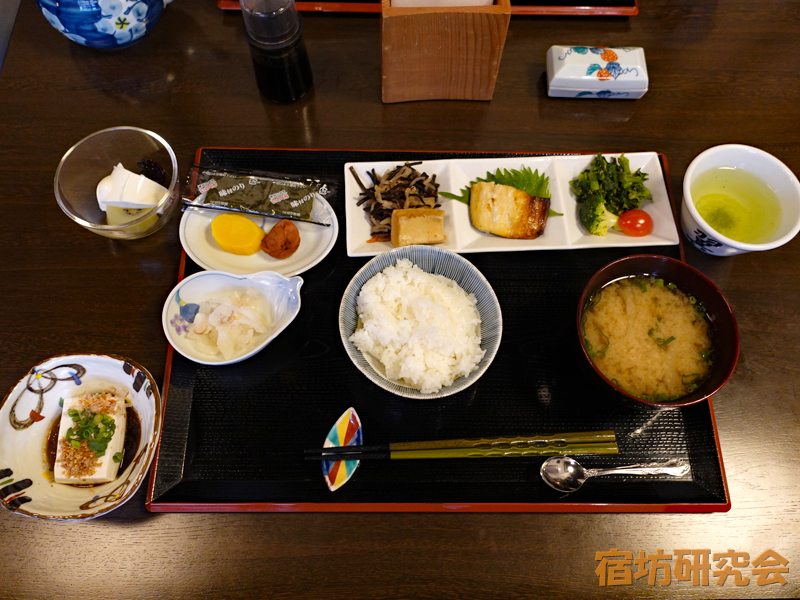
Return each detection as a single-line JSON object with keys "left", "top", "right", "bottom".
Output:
{"left": 321, "top": 407, "right": 363, "bottom": 491}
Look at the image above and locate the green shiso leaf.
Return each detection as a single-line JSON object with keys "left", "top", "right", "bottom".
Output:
{"left": 440, "top": 166, "right": 552, "bottom": 207}
{"left": 489, "top": 166, "right": 551, "bottom": 198}
{"left": 439, "top": 189, "right": 471, "bottom": 205}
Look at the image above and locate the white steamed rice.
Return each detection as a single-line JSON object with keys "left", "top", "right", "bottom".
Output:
{"left": 349, "top": 258, "right": 485, "bottom": 394}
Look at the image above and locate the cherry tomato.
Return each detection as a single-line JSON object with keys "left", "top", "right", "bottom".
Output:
{"left": 617, "top": 209, "right": 653, "bottom": 237}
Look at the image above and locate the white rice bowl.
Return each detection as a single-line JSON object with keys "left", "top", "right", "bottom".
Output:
{"left": 350, "top": 259, "right": 484, "bottom": 393}
{"left": 339, "top": 245, "right": 502, "bottom": 399}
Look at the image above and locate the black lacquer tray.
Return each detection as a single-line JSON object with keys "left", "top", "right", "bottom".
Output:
{"left": 146, "top": 148, "right": 729, "bottom": 513}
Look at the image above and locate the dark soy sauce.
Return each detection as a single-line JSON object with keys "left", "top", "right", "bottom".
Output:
{"left": 249, "top": 38, "right": 312, "bottom": 103}
{"left": 245, "top": 16, "right": 313, "bottom": 104}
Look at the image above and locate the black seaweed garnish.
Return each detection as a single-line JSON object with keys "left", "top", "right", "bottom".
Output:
{"left": 138, "top": 159, "right": 167, "bottom": 186}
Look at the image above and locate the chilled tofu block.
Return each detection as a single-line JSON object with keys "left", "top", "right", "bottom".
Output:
{"left": 120, "top": 171, "right": 167, "bottom": 208}
{"left": 53, "top": 386, "right": 128, "bottom": 485}
{"left": 96, "top": 163, "right": 167, "bottom": 211}
{"left": 390, "top": 208, "right": 446, "bottom": 247}
{"left": 96, "top": 163, "right": 131, "bottom": 211}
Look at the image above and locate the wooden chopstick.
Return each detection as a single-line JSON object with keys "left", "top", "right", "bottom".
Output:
{"left": 305, "top": 441, "right": 619, "bottom": 461}
{"left": 305, "top": 431, "right": 617, "bottom": 456}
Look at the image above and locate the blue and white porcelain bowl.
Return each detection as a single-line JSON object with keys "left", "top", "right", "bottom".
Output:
{"left": 339, "top": 245, "right": 503, "bottom": 400}
{"left": 162, "top": 270, "right": 304, "bottom": 366}
{"left": 0, "top": 354, "right": 162, "bottom": 520}
{"left": 38, "top": 0, "right": 172, "bottom": 49}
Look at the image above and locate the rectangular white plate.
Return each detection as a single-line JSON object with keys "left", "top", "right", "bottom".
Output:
{"left": 344, "top": 152, "right": 680, "bottom": 257}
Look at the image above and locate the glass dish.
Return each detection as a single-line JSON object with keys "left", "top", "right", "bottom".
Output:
{"left": 55, "top": 126, "right": 180, "bottom": 240}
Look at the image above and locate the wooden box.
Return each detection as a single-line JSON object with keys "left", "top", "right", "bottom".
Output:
{"left": 380, "top": 0, "right": 511, "bottom": 103}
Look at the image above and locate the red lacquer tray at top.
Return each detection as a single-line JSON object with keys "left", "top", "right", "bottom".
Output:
{"left": 218, "top": 0, "right": 638, "bottom": 16}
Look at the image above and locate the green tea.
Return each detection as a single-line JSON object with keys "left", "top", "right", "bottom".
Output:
{"left": 691, "top": 167, "right": 782, "bottom": 244}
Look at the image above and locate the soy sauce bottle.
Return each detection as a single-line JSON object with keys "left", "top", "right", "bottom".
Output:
{"left": 241, "top": 0, "right": 313, "bottom": 104}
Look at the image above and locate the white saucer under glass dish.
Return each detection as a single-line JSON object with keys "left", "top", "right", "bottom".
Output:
{"left": 179, "top": 195, "right": 338, "bottom": 275}
{"left": 344, "top": 152, "right": 680, "bottom": 257}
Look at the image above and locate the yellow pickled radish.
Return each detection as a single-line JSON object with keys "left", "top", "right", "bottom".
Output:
{"left": 210, "top": 214, "right": 266, "bottom": 255}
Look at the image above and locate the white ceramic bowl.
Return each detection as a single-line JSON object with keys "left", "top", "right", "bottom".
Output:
{"left": 682, "top": 144, "right": 800, "bottom": 255}
{"left": 0, "top": 354, "right": 162, "bottom": 521}
{"left": 339, "top": 245, "right": 503, "bottom": 399}
{"left": 162, "top": 270, "right": 303, "bottom": 365}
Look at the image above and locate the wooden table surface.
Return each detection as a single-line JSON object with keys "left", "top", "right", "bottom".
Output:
{"left": 1, "top": 1, "right": 798, "bottom": 598}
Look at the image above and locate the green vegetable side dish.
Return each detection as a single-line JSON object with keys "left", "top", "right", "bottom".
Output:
{"left": 571, "top": 153, "right": 653, "bottom": 236}
{"left": 65, "top": 408, "right": 117, "bottom": 458}
{"left": 578, "top": 196, "right": 618, "bottom": 237}
{"left": 441, "top": 166, "right": 563, "bottom": 217}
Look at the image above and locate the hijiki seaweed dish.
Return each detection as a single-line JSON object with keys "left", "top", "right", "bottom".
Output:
{"left": 349, "top": 162, "right": 441, "bottom": 242}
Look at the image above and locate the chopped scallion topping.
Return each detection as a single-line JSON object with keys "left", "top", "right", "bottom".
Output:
{"left": 63, "top": 409, "right": 117, "bottom": 458}
{"left": 681, "top": 372, "right": 701, "bottom": 386}
{"left": 588, "top": 326, "right": 610, "bottom": 358}
{"left": 656, "top": 335, "right": 676, "bottom": 347}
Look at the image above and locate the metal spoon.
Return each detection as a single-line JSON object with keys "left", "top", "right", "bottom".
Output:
{"left": 540, "top": 456, "right": 691, "bottom": 492}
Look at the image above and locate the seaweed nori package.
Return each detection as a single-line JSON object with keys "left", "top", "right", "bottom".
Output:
{"left": 185, "top": 166, "right": 337, "bottom": 226}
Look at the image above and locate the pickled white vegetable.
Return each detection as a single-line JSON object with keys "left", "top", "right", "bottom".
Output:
{"left": 186, "top": 288, "right": 271, "bottom": 360}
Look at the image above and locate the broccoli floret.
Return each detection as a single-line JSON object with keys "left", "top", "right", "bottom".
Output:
{"left": 571, "top": 153, "right": 653, "bottom": 236}
{"left": 579, "top": 194, "right": 618, "bottom": 236}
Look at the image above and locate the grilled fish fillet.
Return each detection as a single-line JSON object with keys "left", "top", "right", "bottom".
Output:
{"left": 470, "top": 182, "right": 551, "bottom": 239}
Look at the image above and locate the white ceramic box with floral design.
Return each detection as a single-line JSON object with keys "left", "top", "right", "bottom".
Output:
{"left": 546, "top": 45, "right": 648, "bottom": 99}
